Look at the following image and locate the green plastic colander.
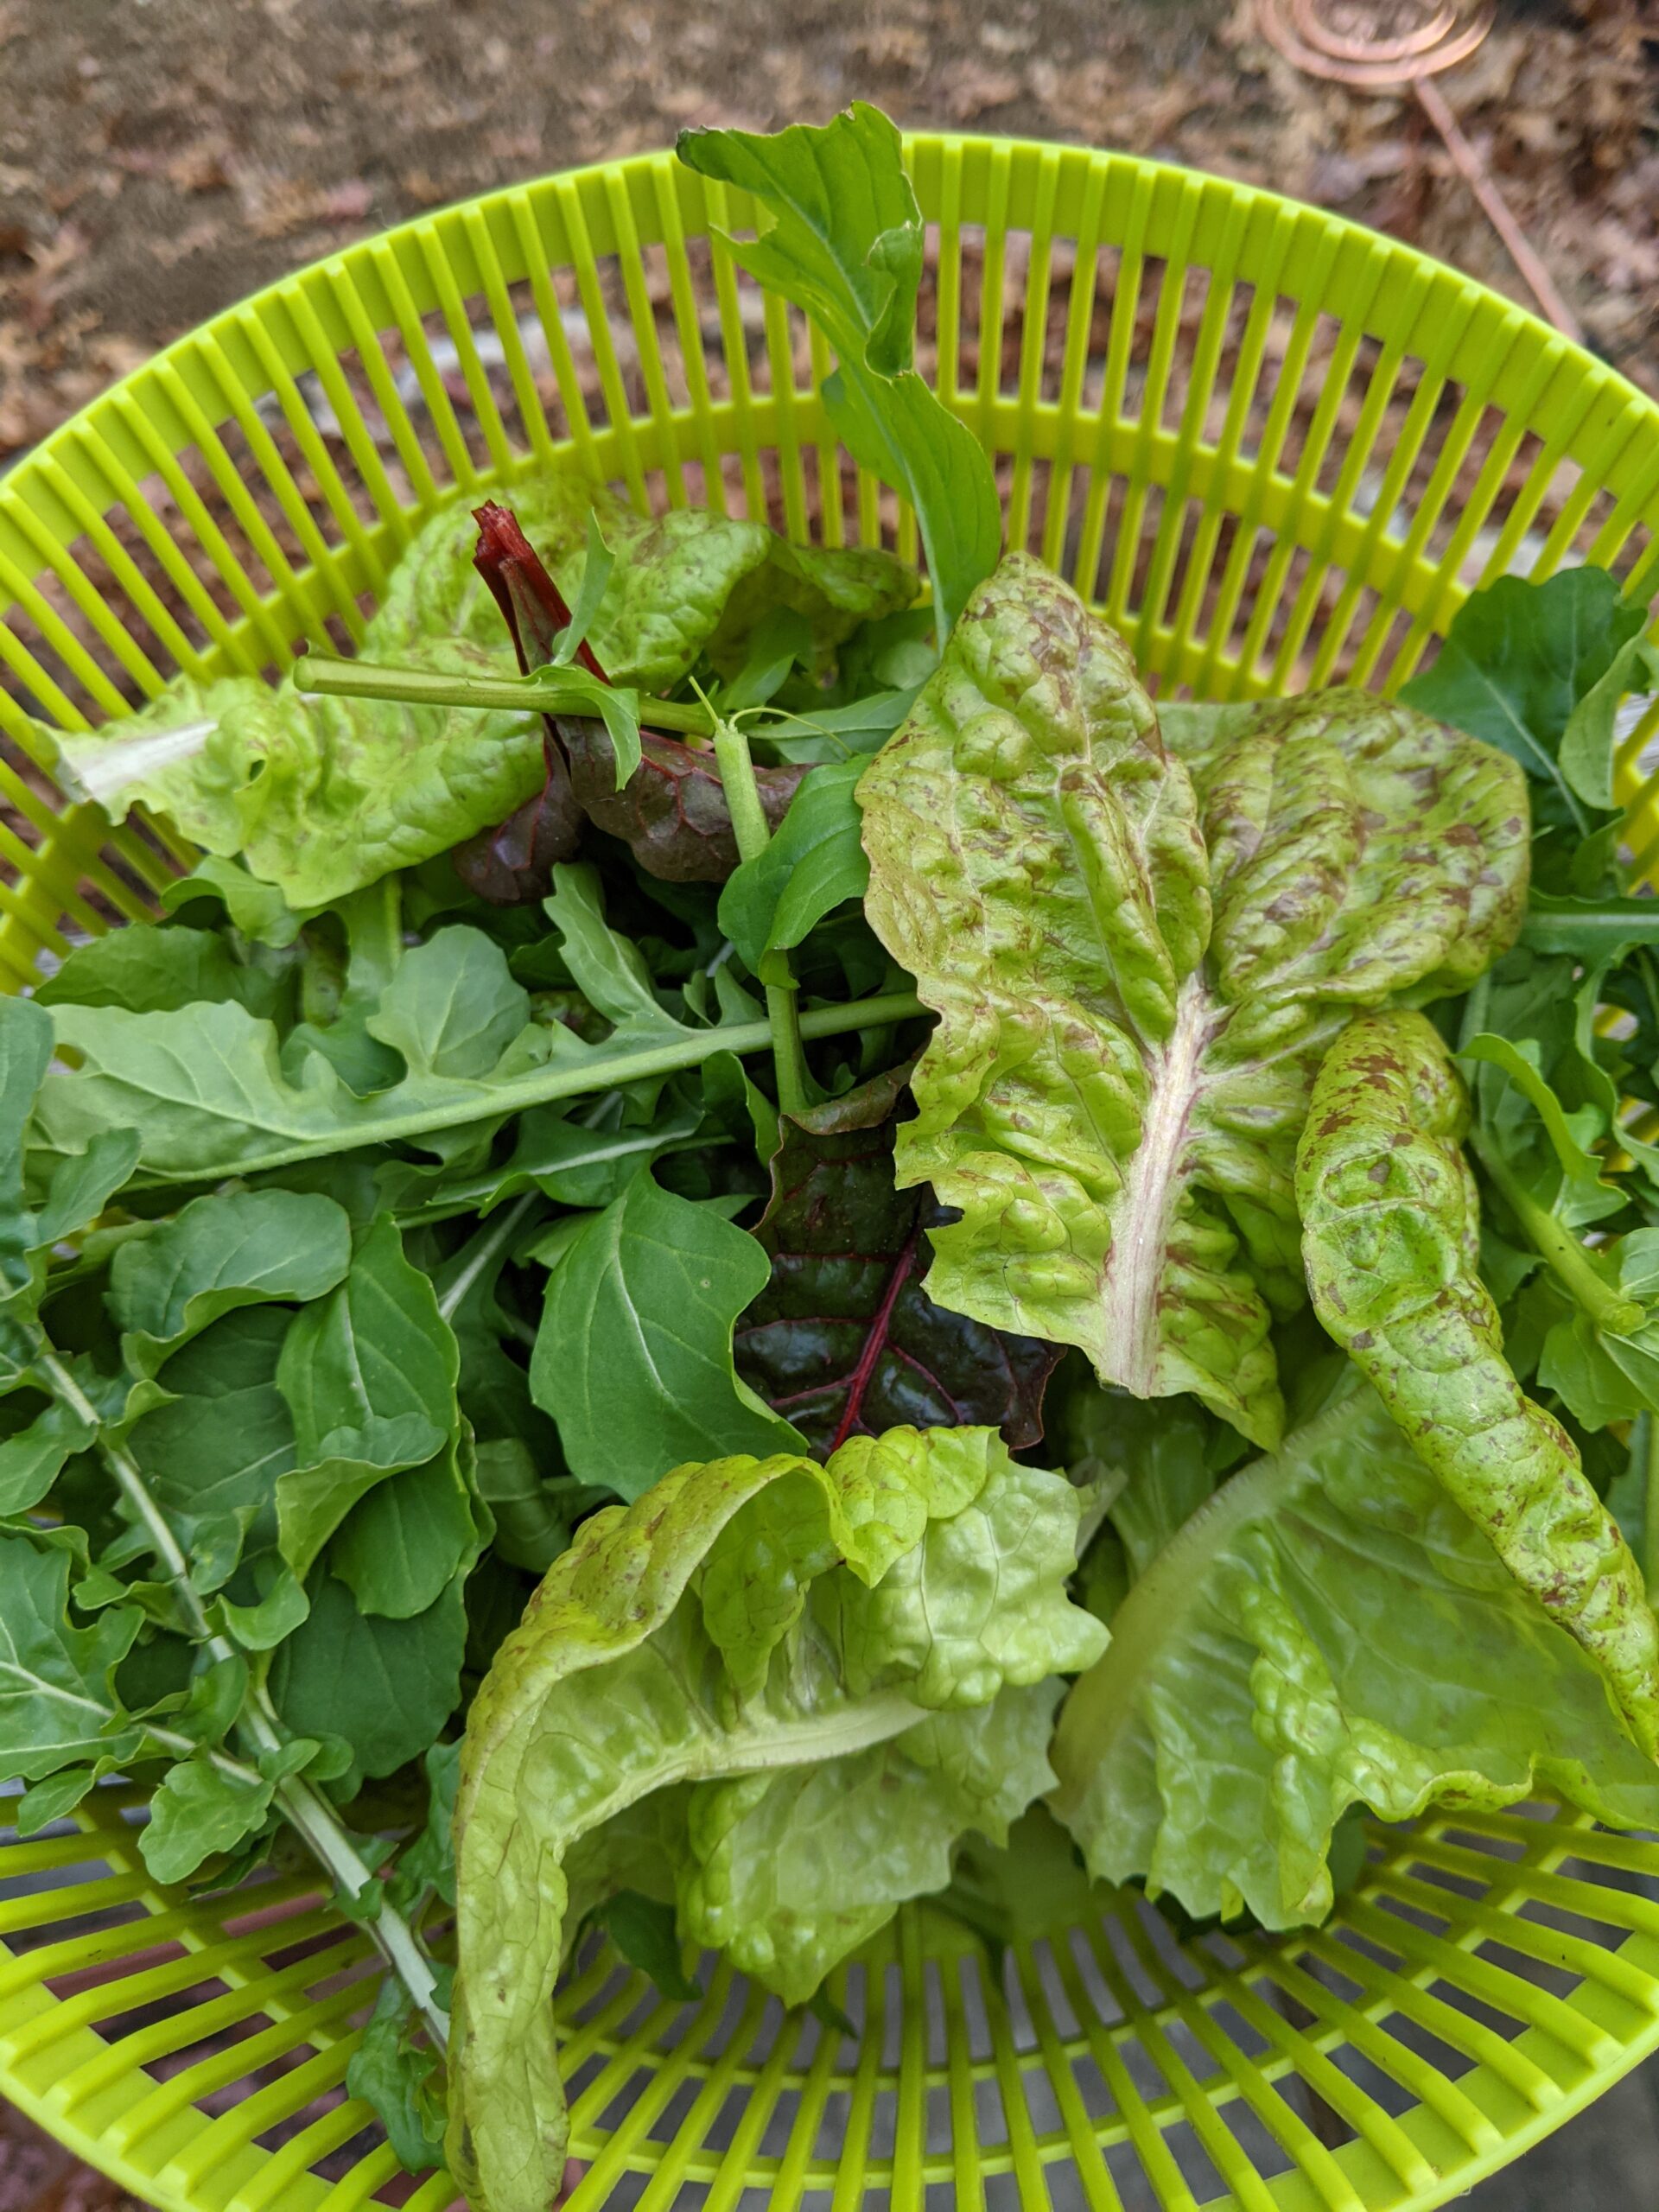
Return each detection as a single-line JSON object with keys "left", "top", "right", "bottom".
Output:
{"left": 3, "top": 132, "right": 1659, "bottom": 2212}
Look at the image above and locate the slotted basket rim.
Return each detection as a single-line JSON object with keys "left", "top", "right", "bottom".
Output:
{"left": 1, "top": 129, "right": 1658, "bottom": 2212}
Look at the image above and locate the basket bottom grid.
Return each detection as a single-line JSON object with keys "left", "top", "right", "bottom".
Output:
{"left": 3, "top": 1789, "right": 1657, "bottom": 2212}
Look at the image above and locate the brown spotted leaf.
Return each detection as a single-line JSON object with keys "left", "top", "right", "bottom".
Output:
{"left": 1295, "top": 1007, "right": 1659, "bottom": 1759}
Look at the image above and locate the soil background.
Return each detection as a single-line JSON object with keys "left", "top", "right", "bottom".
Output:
{"left": 0, "top": 0, "right": 1654, "bottom": 462}
{"left": 1, "top": 0, "right": 1657, "bottom": 2205}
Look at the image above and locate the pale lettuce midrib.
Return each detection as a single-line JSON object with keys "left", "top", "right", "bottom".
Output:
{"left": 1053, "top": 1392, "right": 1357, "bottom": 1791}
{"left": 1101, "top": 972, "right": 1223, "bottom": 1393}
{"left": 530, "top": 1691, "right": 931, "bottom": 1869}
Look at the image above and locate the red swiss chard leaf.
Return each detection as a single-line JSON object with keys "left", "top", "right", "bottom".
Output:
{"left": 470, "top": 498, "right": 808, "bottom": 887}
{"left": 556, "top": 716, "right": 804, "bottom": 884}
{"left": 734, "top": 1067, "right": 1063, "bottom": 1457}
{"left": 453, "top": 502, "right": 588, "bottom": 904}
{"left": 474, "top": 500, "right": 605, "bottom": 677}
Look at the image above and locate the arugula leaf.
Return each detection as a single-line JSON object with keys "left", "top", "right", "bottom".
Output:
{"left": 160, "top": 855, "right": 315, "bottom": 947}
{"left": 36, "top": 925, "right": 287, "bottom": 1020}
{"left": 23, "top": 957, "right": 918, "bottom": 1194}
{"left": 448, "top": 1425, "right": 1103, "bottom": 2211}
{"left": 389, "top": 1738, "right": 463, "bottom": 1910}
{"left": 15, "top": 1763, "right": 105, "bottom": 1835}
{"left": 717, "top": 756, "right": 869, "bottom": 971}
{"left": 752, "top": 685, "right": 921, "bottom": 766}
{"left": 530, "top": 1172, "right": 804, "bottom": 1497}
{"left": 678, "top": 105, "right": 1001, "bottom": 636}
{"left": 140, "top": 1752, "right": 276, "bottom": 1885}
{"left": 1296, "top": 1007, "right": 1659, "bottom": 1754}
{"left": 275, "top": 1215, "right": 465, "bottom": 1582}
{"left": 268, "top": 1570, "right": 468, "bottom": 1786}
{"left": 734, "top": 1070, "right": 1060, "bottom": 1454}
{"left": 109, "top": 1189, "right": 353, "bottom": 1376}
{"left": 0, "top": 1533, "right": 142, "bottom": 1781}
{"left": 0, "top": 1396, "right": 98, "bottom": 1517}
{"left": 346, "top": 1976, "right": 448, "bottom": 2176}
{"left": 331, "top": 1441, "right": 489, "bottom": 1620}
{"left": 1522, "top": 891, "right": 1659, "bottom": 956}
{"left": 474, "top": 1440, "right": 568, "bottom": 1573}
{"left": 1051, "top": 1384, "right": 1659, "bottom": 1927}
{"left": 857, "top": 554, "right": 1529, "bottom": 1446}
{"left": 588, "top": 1890, "right": 702, "bottom": 2004}
{"left": 279, "top": 1216, "right": 455, "bottom": 1473}
{"left": 125, "top": 1309, "right": 296, "bottom": 1596}
{"left": 1400, "top": 566, "right": 1656, "bottom": 880}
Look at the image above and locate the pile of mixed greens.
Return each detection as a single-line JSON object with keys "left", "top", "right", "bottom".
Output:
{"left": 5, "top": 102, "right": 1659, "bottom": 2211}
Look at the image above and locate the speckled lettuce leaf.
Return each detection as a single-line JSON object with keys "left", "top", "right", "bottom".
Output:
{"left": 1295, "top": 1007, "right": 1659, "bottom": 1756}
{"left": 448, "top": 1426, "right": 1103, "bottom": 2212}
{"left": 364, "top": 475, "right": 916, "bottom": 690}
{"left": 1050, "top": 1384, "right": 1659, "bottom": 1929}
{"left": 857, "top": 554, "right": 1529, "bottom": 1446}
{"left": 49, "top": 641, "right": 544, "bottom": 908}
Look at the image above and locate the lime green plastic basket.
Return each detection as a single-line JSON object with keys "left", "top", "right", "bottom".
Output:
{"left": 3, "top": 133, "right": 1659, "bottom": 2212}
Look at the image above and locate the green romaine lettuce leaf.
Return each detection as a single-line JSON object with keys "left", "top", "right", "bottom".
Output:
{"left": 1295, "top": 1007, "right": 1659, "bottom": 1754}
{"left": 1050, "top": 1385, "right": 1659, "bottom": 1928}
{"left": 448, "top": 1425, "right": 1103, "bottom": 2212}
{"left": 681, "top": 1678, "right": 1064, "bottom": 2004}
{"left": 48, "top": 641, "right": 545, "bottom": 909}
{"left": 364, "top": 474, "right": 916, "bottom": 689}
{"left": 856, "top": 554, "right": 1529, "bottom": 1446}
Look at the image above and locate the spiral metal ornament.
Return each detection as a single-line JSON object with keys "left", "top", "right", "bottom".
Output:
{"left": 1256, "top": 0, "right": 1585, "bottom": 340}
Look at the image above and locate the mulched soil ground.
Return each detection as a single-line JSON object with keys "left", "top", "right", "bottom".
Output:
{"left": 0, "top": 0, "right": 1654, "bottom": 469}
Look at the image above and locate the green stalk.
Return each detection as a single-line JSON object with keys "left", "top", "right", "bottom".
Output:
{"left": 1471, "top": 1135, "right": 1644, "bottom": 1337}
{"left": 1645, "top": 1413, "right": 1659, "bottom": 1601}
{"left": 709, "top": 711, "right": 809, "bottom": 1117}
{"left": 37, "top": 1351, "right": 449, "bottom": 2051}
{"left": 296, "top": 653, "right": 713, "bottom": 737}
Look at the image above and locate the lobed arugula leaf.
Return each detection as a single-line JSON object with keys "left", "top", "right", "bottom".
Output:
{"left": 0, "top": 1535, "right": 142, "bottom": 1782}
{"left": 678, "top": 105, "right": 1001, "bottom": 637}
{"left": 141, "top": 1753, "right": 276, "bottom": 1885}
{"left": 346, "top": 1976, "right": 449, "bottom": 2176}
